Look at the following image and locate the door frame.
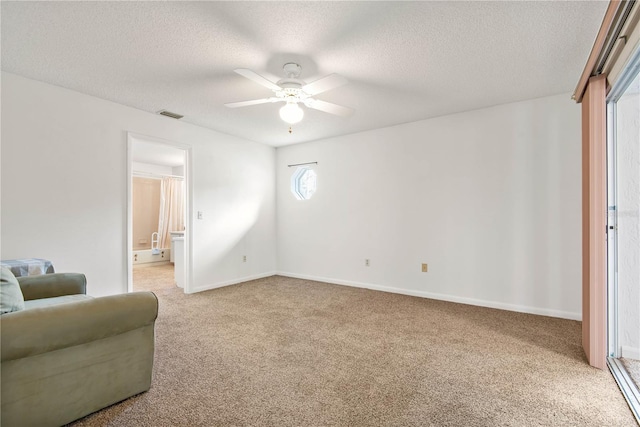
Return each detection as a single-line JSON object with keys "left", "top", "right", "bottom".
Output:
{"left": 126, "top": 132, "right": 193, "bottom": 293}
{"left": 606, "top": 101, "right": 619, "bottom": 359}
{"left": 605, "top": 43, "right": 640, "bottom": 424}
{"left": 606, "top": 42, "right": 640, "bottom": 358}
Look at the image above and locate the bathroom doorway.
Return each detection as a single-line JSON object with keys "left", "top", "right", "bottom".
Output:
{"left": 127, "top": 133, "right": 191, "bottom": 294}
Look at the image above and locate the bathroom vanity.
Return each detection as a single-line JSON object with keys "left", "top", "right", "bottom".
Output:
{"left": 169, "top": 231, "right": 185, "bottom": 263}
{"left": 170, "top": 231, "right": 185, "bottom": 288}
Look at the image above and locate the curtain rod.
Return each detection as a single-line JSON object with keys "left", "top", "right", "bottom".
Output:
{"left": 287, "top": 162, "right": 318, "bottom": 168}
{"left": 133, "top": 171, "right": 184, "bottom": 180}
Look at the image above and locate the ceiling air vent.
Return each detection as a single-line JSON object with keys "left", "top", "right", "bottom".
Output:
{"left": 157, "top": 110, "right": 184, "bottom": 120}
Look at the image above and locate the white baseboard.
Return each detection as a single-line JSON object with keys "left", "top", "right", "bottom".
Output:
{"left": 621, "top": 346, "right": 640, "bottom": 360}
{"left": 189, "top": 271, "right": 277, "bottom": 294}
{"left": 277, "top": 271, "right": 581, "bottom": 321}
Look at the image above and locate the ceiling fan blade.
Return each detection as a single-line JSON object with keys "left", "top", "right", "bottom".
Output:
{"left": 224, "top": 98, "right": 275, "bottom": 108}
{"left": 302, "top": 74, "right": 348, "bottom": 96}
{"left": 234, "top": 69, "right": 281, "bottom": 91}
{"left": 306, "top": 99, "right": 354, "bottom": 117}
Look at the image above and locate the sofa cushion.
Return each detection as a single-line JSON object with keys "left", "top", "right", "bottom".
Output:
{"left": 1, "top": 266, "right": 25, "bottom": 314}
{"left": 23, "top": 294, "right": 93, "bottom": 310}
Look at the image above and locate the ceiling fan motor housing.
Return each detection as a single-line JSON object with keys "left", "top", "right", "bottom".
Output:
{"left": 276, "top": 65, "right": 308, "bottom": 102}
{"left": 276, "top": 87, "right": 307, "bottom": 102}
{"left": 277, "top": 78, "right": 305, "bottom": 89}
{"left": 283, "top": 62, "right": 302, "bottom": 78}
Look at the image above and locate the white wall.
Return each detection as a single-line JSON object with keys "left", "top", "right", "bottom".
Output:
{"left": 1, "top": 72, "right": 276, "bottom": 296}
{"left": 1, "top": 73, "right": 583, "bottom": 319}
{"left": 616, "top": 91, "right": 640, "bottom": 359}
{"left": 172, "top": 165, "right": 185, "bottom": 177}
{"left": 277, "top": 93, "right": 582, "bottom": 319}
{"left": 132, "top": 161, "right": 173, "bottom": 176}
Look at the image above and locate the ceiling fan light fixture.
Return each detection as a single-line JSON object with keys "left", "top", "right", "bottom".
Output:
{"left": 226, "top": 63, "right": 353, "bottom": 121}
{"left": 279, "top": 102, "right": 304, "bottom": 124}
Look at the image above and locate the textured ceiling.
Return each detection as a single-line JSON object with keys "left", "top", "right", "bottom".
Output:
{"left": 1, "top": 1, "right": 606, "bottom": 147}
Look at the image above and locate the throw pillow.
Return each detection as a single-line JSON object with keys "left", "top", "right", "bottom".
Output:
{"left": 1, "top": 266, "right": 25, "bottom": 314}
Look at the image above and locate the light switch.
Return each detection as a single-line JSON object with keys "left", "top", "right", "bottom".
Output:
{"left": 197, "top": 211, "right": 204, "bottom": 220}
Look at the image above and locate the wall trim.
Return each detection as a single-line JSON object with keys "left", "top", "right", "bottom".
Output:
{"left": 187, "top": 271, "right": 581, "bottom": 320}
{"left": 189, "top": 271, "right": 277, "bottom": 294}
{"left": 277, "top": 271, "right": 581, "bottom": 321}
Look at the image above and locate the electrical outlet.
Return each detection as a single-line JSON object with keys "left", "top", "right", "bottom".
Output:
{"left": 365, "top": 259, "right": 370, "bottom": 267}
{"left": 243, "top": 255, "right": 247, "bottom": 262}
{"left": 422, "top": 263, "right": 428, "bottom": 272}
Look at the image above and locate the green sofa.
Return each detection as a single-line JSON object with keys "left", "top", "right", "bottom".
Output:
{"left": 1, "top": 272, "right": 159, "bottom": 427}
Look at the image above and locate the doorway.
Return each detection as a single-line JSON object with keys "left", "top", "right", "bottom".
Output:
{"left": 607, "top": 47, "right": 640, "bottom": 422}
{"left": 127, "top": 133, "right": 191, "bottom": 294}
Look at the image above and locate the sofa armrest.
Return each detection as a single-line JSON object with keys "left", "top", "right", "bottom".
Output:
{"left": 1, "top": 292, "right": 158, "bottom": 362}
{"left": 17, "top": 273, "right": 87, "bottom": 301}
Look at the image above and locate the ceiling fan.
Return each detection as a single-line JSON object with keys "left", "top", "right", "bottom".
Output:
{"left": 225, "top": 62, "right": 353, "bottom": 125}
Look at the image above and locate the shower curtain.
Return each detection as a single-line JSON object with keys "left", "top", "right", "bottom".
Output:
{"left": 158, "top": 177, "right": 185, "bottom": 249}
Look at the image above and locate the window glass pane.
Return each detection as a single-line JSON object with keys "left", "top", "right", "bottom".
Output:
{"left": 615, "top": 71, "right": 640, "bottom": 376}
{"left": 291, "top": 167, "right": 317, "bottom": 200}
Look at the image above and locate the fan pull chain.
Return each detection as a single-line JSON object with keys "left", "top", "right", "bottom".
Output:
{"left": 288, "top": 126, "right": 293, "bottom": 134}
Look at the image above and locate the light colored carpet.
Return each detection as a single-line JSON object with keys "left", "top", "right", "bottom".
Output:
{"left": 132, "top": 263, "right": 176, "bottom": 292}
{"left": 69, "top": 275, "right": 636, "bottom": 426}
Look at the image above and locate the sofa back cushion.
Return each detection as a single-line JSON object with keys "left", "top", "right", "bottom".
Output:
{"left": 1, "top": 267, "right": 25, "bottom": 314}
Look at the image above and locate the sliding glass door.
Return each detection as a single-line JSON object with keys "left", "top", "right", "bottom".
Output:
{"left": 607, "top": 47, "right": 640, "bottom": 422}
